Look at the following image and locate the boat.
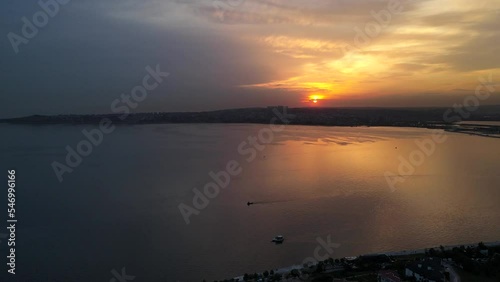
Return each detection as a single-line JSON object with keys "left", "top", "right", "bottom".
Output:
{"left": 271, "top": 235, "right": 284, "bottom": 244}
{"left": 247, "top": 202, "right": 254, "bottom": 206}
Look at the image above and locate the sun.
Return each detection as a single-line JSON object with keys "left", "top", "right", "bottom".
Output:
{"left": 308, "top": 94, "right": 325, "bottom": 104}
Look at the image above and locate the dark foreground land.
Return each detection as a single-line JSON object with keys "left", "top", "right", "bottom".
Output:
{"left": 223, "top": 241, "right": 500, "bottom": 282}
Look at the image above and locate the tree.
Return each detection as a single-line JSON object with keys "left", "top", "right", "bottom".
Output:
{"left": 316, "top": 262, "right": 324, "bottom": 273}
{"left": 479, "top": 242, "right": 487, "bottom": 250}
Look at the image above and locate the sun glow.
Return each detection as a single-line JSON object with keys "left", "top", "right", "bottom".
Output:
{"left": 308, "top": 94, "right": 325, "bottom": 104}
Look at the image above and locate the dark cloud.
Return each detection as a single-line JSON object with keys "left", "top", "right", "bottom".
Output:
{"left": 1, "top": 0, "right": 499, "bottom": 118}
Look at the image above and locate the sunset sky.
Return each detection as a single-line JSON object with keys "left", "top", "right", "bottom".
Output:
{"left": 1, "top": 0, "right": 499, "bottom": 117}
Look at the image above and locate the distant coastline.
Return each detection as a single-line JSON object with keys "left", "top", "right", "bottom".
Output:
{"left": 3, "top": 106, "right": 500, "bottom": 138}
{"left": 2, "top": 106, "right": 500, "bottom": 126}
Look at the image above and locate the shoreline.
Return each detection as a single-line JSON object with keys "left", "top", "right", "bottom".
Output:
{"left": 231, "top": 240, "right": 500, "bottom": 281}
{"left": 445, "top": 129, "right": 500, "bottom": 139}
{"left": 4, "top": 120, "right": 500, "bottom": 140}
{"left": 2, "top": 107, "right": 500, "bottom": 130}
{"left": 366, "top": 240, "right": 500, "bottom": 257}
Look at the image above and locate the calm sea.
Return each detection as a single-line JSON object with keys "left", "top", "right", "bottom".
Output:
{"left": 1, "top": 124, "right": 499, "bottom": 281}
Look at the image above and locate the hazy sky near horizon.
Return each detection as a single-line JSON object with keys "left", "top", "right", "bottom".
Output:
{"left": 1, "top": 0, "right": 499, "bottom": 117}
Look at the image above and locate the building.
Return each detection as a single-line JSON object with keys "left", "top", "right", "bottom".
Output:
{"left": 405, "top": 257, "right": 445, "bottom": 282}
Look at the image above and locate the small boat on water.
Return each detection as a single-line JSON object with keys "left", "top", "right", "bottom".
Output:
{"left": 271, "top": 235, "right": 284, "bottom": 244}
{"left": 247, "top": 202, "right": 254, "bottom": 206}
